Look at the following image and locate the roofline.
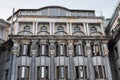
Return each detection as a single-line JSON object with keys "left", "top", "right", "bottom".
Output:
{"left": 7, "top": 6, "right": 95, "bottom": 21}
{"left": 105, "top": 2, "right": 120, "bottom": 34}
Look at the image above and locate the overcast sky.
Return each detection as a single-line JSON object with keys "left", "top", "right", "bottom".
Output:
{"left": 0, "top": 0, "right": 119, "bottom": 20}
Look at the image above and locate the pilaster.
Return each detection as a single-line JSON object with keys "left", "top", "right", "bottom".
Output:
{"left": 86, "top": 40, "right": 94, "bottom": 80}
{"left": 49, "top": 40, "right": 56, "bottom": 80}
{"left": 68, "top": 40, "right": 74, "bottom": 80}
{"left": 10, "top": 40, "right": 18, "bottom": 80}
{"left": 30, "top": 40, "right": 37, "bottom": 80}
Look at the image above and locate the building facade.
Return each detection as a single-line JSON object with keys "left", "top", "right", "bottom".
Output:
{"left": 105, "top": 3, "right": 120, "bottom": 80}
{"left": 0, "top": 18, "right": 9, "bottom": 79}
{"left": 1, "top": 6, "right": 112, "bottom": 80}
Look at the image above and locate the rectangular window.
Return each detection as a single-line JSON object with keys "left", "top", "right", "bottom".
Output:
{"left": 75, "top": 66, "right": 87, "bottom": 79}
{"left": 94, "top": 66, "right": 106, "bottom": 79}
{"left": 19, "top": 44, "right": 30, "bottom": 56}
{"left": 74, "top": 44, "right": 84, "bottom": 56}
{"left": 57, "top": 45, "right": 67, "bottom": 56}
{"left": 17, "top": 66, "right": 29, "bottom": 80}
{"left": 37, "top": 66, "right": 49, "bottom": 79}
{"left": 56, "top": 66, "right": 68, "bottom": 79}
{"left": 41, "top": 9, "right": 48, "bottom": 16}
{"left": 49, "top": 8, "right": 58, "bottom": 16}
{"left": 91, "top": 44, "right": 102, "bottom": 56}
{"left": 5, "top": 69, "right": 9, "bottom": 80}
{"left": 38, "top": 44, "right": 48, "bottom": 56}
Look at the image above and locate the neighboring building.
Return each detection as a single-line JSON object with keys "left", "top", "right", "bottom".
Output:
{"left": 0, "top": 19, "right": 9, "bottom": 79}
{"left": 0, "top": 19, "right": 9, "bottom": 43}
{"left": 1, "top": 6, "right": 112, "bottom": 80}
{"left": 105, "top": 2, "right": 120, "bottom": 80}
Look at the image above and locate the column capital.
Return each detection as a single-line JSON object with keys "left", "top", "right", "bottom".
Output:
{"left": 49, "top": 40, "right": 56, "bottom": 55}
{"left": 31, "top": 40, "right": 38, "bottom": 55}
{"left": 39, "top": 40, "right": 48, "bottom": 44}
{"left": 21, "top": 40, "right": 31, "bottom": 44}
{"left": 12, "top": 42, "right": 19, "bottom": 54}
{"left": 57, "top": 40, "right": 67, "bottom": 45}
{"left": 68, "top": 40, "right": 74, "bottom": 55}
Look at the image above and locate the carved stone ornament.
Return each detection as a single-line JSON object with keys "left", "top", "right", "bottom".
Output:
{"left": 50, "top": 45, "right": 55, "bottom": 50}
{"left": 68, "top": 45, "right": 73, "bottom": 50}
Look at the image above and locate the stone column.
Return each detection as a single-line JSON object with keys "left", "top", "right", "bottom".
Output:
{"left": 35, "top": 22, "right": 38, "bottom": 35}
{"left": 86, "top": 41, "right": 94, "bottom": 80}
{"left": 10, "top": 41, "right": 18, "bottom": 80}
{"left": 101, "top": 23, "right": 105, "bottom": 36}
{"left": 53, "top": 22, "right": 55, "bottom": 35}
{"left": 68, "top": 40, "right": 74, "bottom": 80}
{"left": 15, "top": 22, "right": 19, "bottom": 35}
{"left": 103, "top": 43, "right": 113, "bottom": 80}
{"left": 49, "top": 40, "right": 56, "bottom": 80}
{"left": 30, "top": 40, "right": 37, "bottom": 80}
{"left": 49, "top": 22, "right": 52, "bottom": 35}
{"left": 66, "top": 23, "right": 70, "bottom": 35}
{"left": 83, "top": 23, "right": 86, "bottom": 35}
{"left": 70, "top": 23, "right": 72, "bottom": 35}
{"left": 33, "top": 22, "right": 36, "bottom": 35}
{"left": 86, "top": 23, "right": 89, "bottom": 36}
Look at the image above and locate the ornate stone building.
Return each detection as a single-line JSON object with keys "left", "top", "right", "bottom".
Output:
{"left": 1, "top": 6, "right": 112, "bottom": 80}
{"left": 105, "top": 2, "right": 120, "bottom": 80}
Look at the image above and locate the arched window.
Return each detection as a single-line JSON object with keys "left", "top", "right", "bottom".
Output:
{"left": 41, "top": 26, "right": 47, "bottom": 32}
{"left": 91, "top": 27, "right": 97, "bottom": 33}
{"left": 58, "top": 26, "right": 64, "bottom": 32}
{"left": 24, "top": 26, "right": 30, "bottom": 31}
{"left": 74, "top": 27, "right": 80, "bottom": 32}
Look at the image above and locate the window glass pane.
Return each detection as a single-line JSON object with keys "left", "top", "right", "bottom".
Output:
{"left": 41, "top": 26, "right": 47, "bottom": 31}
{"left": 24, "top": 26, "right": 30, "bottom": 31}
{"left": 17, "top": 66, "right": 29, "bottom": 79}
{"left": 49, "top": 8, "right": 58, "bottom": 16}
{"left": 74, "top": 27, "right": 80, "bottom": 32}
{"left": 58, "top": 26, "right": 64, "bottom": 32}
{"left": 57, "top": 66, "right": 68, "bottom": 79}
{"left": 37, "top": 66, "right": 49, "bottom": 79}
{"left": 21, "top": 67, "right": 25, "bottom": 78}
{"left": 41, "top": 67, "right": 45, "bottom": 78}
{"left": 41, "top": 9, "right": 48, "bottom": 16}
{"left": 75, "top": 66, "right": 87, "bottom": 79}
{"left": 94, "top": 66, "right": 99, "bottom": 78}
{"left": 91, "top": 27, "right": 97, "bottom": 32}
{"left": 60, "top": 9, "right": 67, "bottom": 16}
{"left": 76, "top": 12, "right": 81, "bottom": 16}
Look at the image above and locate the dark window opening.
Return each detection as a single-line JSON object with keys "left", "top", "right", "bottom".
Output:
{"left": 17, "top": 66, "right": 29, "bottom": 80}
{"left": 56, "top": 66, "right": 68, "bottom": 79}
{"left": 75, "top": 66, "right": 87, "bottom": 79}
{"left": 37, "top": 66, "right": 49, "bottom": 79}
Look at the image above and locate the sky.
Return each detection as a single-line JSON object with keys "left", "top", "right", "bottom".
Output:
{"left": 0, "top": 0, "right": 119, "bottom": 20}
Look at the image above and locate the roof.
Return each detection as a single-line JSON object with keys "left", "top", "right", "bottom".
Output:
{"left": 0, "top": 19, "right": 9, "bottom": 27}
{"left": 7, "top": 6, "right": 95, "bottom": 21}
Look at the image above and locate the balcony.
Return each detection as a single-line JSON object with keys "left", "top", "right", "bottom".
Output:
{"left": 37, "top": 31, "right": 50, "bottom": 35}
{"left": 72, "top": 31, "right": 85, "bottom": 36}
{"left": 18, "top": 31, "right": 33, "bottom": 35}
{"left": 55, "top": 31, "right": 68, "bottom": 35}
{"left": 90, "top": 32, "right": 103, "bottom": 36}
